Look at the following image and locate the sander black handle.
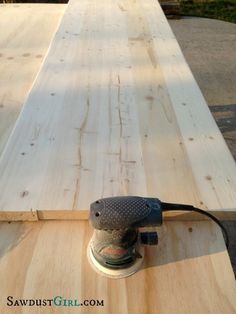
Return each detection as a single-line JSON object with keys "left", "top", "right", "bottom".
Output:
{"left": 90, "top": 196, "right": 162, "bottom": 230}
{"left": 90, "top": 196, "right": 229, "bottom": 248}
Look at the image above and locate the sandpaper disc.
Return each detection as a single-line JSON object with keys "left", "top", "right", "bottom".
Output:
{"left": 87, "top": 240, "right": 145, "bottom": 279}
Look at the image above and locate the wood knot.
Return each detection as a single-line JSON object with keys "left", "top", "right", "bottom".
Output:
{"left": 20, "top": 190, "right": 29, "bottom": 198}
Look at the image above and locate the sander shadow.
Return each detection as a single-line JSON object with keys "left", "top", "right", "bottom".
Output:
{"left": 142, "top": 221, "right": 228, "bottom": 270}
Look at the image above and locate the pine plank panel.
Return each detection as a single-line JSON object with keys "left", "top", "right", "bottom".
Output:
{"left": 139, "top": 0, "right": 236, "bottom": 216}
{"left": 0, "top": 4, "right": 65, "bottom": 156}
{"left": 0, "top": 221, "right": 235, "bottom": 313}
{"left": 0, "top": 0, "right": 235, "bottom": 220}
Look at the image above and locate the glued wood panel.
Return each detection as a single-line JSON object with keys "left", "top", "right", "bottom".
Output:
{"left": 0, "top": 0, "right": 235, "bottom": 220}
{"left": 0, "top": 221, "right": 235, "bottom": 313}
{"left": 0, "top": 4, "right": 65, "bottom": 156}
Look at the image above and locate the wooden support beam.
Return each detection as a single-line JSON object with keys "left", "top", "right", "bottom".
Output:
{"left": 0, "top": 0, "right": 235, "bottom": 221}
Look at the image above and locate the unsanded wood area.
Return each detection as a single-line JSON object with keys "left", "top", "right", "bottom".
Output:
{"left": 0, "top": 3, "right": 65, "bottom": 155}
{"left": 0, "top": 221, "right": 235, "bottom": 314}
{"left": 0, "top": 0, "right": 235, "bottom": 221}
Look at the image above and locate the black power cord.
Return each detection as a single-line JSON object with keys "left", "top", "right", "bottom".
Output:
{"left": 161, "top": 202, "right": 229, "bottom": 249}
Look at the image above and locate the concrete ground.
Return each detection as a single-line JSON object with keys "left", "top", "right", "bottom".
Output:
{"left": 169, "top": 17, "right": 236, "bottom": 159}
{"left": 169, "top": 17, "right": 236, "bottom": 274}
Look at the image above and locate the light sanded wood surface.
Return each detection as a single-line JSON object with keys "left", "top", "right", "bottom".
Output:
{"left": 0, "top": 220, "right": 235, "bottom": 314}
{"left": 0, "top": 0, "right": 235, "bottom": 221}
{"left": 0, "top": 4, "right": 65, "bottom": 156}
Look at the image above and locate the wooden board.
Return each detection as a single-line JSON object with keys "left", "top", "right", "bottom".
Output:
{"left": 211, "top": 104, "right": 236, "bottom": 160}
{"left": 0, "top": 220, "right": 235, "bottom": 314}
{"left": 0, "top": 0, "right": 235, "bottom": 221}
{"left": 0, "top": 7, "right": 235, "bottom": 313}
{"left": 0, "top": 3, "right": 65, "bottom": 156}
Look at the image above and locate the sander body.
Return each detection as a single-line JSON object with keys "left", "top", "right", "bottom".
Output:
{"left": 88, "top": 196, "right": 228, "bottom": 279}
{"left": 88, "top": 196, "right": 163, "bottom": 278}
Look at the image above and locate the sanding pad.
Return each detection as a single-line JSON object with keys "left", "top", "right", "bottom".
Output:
{"left": 87, "top": 240, "right": 144, "bottom": 279}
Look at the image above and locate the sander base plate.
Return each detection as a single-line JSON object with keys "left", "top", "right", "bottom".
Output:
{"left": 87, "top": 240, "right": 144, "bottom": 279}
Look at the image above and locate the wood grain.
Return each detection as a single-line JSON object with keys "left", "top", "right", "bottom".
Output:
{"left": 211, "top": 104, "right": 236, "bottom": 160}
{"left": 0, "top": 4, "right": 65, "bottom": 156}
{"left": 0, "top": 0, "right": 235, "bottom": 220}
{"left": 0, "top": 220, "right": 235, "bottom": 314}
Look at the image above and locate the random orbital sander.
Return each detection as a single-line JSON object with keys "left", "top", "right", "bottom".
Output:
{"left": 88, "top": 196, "right": 229, "bottom": 279}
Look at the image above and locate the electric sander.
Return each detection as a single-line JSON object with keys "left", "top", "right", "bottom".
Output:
{"left": 88, "top": 196, "right": 229, "bottom": 279}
